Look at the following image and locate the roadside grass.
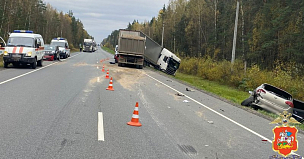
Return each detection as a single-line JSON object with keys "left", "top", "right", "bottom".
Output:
{"left": 175, "top": 72, "right": 304, "bottom": 130}
{"left": 175, "top": 72, "right": 249, "bottom": 104}
{"left": 102, "top": 47, "right": 115, "bottom": 54}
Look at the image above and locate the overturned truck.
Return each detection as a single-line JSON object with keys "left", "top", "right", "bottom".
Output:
{"left": 117, "top": 30, "right": 181, "bottom": 75}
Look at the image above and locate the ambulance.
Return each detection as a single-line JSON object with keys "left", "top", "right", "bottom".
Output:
{"left": 3, "top": 30, "right": 45, "bottom": 69}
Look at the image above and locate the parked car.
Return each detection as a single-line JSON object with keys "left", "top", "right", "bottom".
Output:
{"left": 43, "top": 45, "right": 58, "bottom": 61}
{"left": 241, "top": 83, "right": 294, "bottom": 115}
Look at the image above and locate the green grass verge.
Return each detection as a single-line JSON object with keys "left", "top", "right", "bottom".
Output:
{"left": 175, "top": 72, "right": 304, "bottom": 130}
{"left": 102, "top": 47, "right": 115, "bottom": 54}
{"left": 175, "top": 72, "right": 249, "bottom": 104}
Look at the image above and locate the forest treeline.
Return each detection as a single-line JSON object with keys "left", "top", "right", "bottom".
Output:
{"left": 103, "top": 0, "right": 304, "bottom": 73}
{"left": 0, "top": 0, "right": 91, "bottom": 48}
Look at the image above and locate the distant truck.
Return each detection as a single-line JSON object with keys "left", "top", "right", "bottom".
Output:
{"left": 117, "top": 30, "right": 145, "bottom": 69}
{"left": 139, "top": 31, "right": 181, "bottom": 75}
{"left": 83, "top": 39, "right": 96, "bottom": 52}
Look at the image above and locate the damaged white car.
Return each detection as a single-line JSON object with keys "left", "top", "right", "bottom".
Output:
{"left": 241, "top": 83, "right": 304, "bottom": 123}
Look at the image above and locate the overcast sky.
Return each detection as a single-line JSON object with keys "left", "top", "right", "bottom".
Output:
{"left": 42, "top": 0, "right": 169, "bottom": 43}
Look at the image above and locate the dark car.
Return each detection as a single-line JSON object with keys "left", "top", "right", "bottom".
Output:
{"left": 43, "top": 45, "right": 58, "bottom": 61}
{"left": 292, "top": 99, "right": 304, "bottom": 123}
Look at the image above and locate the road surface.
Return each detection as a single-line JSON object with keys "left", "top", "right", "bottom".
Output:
{"left": 0, "top": 47, "right": 303, "bottom": 159}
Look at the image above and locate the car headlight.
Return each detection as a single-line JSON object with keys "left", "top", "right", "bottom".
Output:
{"left": 26, "top": 52, "right": 32, "bottom": 57}
{"left": 3, "top": 51, "right": 8, "bottom": 56}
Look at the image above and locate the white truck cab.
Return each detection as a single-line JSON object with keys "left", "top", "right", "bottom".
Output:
{"left": 157, "top": 48, "right": 181, "bottom": 75}
{"left": 3, "top": 30, "right": 45, "bottom": 69}
{"left": 50, "top": 37, "right": 70, "bottom": 59}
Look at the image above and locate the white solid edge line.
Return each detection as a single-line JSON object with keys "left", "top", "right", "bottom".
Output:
{"left": 0, "top": 53, "right": 80, "bottom": 85}
{"left": 98, "top": 112, "right": 105, "bottom": 141}
{"left": 145, "top": 73, "right": 303, "bottom": 158}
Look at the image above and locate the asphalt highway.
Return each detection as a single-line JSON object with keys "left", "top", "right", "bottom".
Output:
{"left": 0, "top": 47, "right": 303, "bottom": 159}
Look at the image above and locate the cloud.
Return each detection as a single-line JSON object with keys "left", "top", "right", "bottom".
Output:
{"left": 42, "top": 0, "right": 169, "bottom": 42}
{"left": 83, "top": 13, "right": 104, "bottom": 18}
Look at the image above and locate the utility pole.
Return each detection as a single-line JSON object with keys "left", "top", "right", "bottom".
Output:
{"left": 231, "top": 1, "right": 239, "bottom": 64}
{"left": 162, "top": 23, "right": 164, "bottom": 47}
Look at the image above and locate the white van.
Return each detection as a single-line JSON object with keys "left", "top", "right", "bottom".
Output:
{"left": 0, "top": 36, "right": 6, "bottom": 55}
{"left": 3, "top": 30, "right": 45, "bottom": 69}
{"left": 50, "top": 37, "right": 70, "bottom": 59}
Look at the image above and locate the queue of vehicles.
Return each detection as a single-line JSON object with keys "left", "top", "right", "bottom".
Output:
{"left": 0, "top": 30, "right": 76, "bottom": 68}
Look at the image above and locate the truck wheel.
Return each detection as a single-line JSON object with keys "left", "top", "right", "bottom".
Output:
{"left": 31, "top": 58, "right": 37, "bottom": 69}
{"left": 139, "top": 65, "right": 143, "bottom": 69}
{"left": 37, "top": 59, "right": 43, "bottom": 66}
{"left": 3, "top": 61, "right": 8, "bottom": 68}
{"left": 118, "top": 63, "right": 122, "bottom": 67}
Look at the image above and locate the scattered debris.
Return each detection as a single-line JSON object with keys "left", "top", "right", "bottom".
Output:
{"left": 262, "top": 139, "right": 268, "bottom": 142}
{"left": 183, "top": 100, "right": 190, "bottom": 103}
{"left": 186, "top": 88, "right": 195, "bottom": 92}
{"left": 207, "top": 121, "right": 214, "bottom": 124}
{"left": 168, "top": 106, "right": 171, "bottom": 109}
{"left": 175, "top": 93, "right": 185, "bottom": 96}
{"left": 205, "top": 145, "right": 209, "bottom": 147}
{"left": 166, "top": 80, "right": 172, "bottom": 82}
{"left": 220, "top": 109, "right": 225, "bottom": 112}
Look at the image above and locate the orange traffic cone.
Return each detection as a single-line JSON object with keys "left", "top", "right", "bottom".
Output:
{"left": 106, "top": 77, "right": 114, "bottom": 91}
{"left": 105, "top": 69, "right": 109, "bottom": 79}
{"left": 127, "top": 102, "right": 142, "bottom": 127}
{"left": 102, "top": 65, "right": 105, "bottom": 72}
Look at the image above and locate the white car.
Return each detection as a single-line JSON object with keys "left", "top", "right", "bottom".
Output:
{"left": 241, "top": 83, "right": 294, "bottom": 115}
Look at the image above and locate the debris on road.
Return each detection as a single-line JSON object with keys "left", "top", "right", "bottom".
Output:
{"left": 175, "top": 93, "right": 184, "bottom": 96}
{"left": 207, "top": 121, "right": 214, "bottom": 124}
{"left": 186, "top": 88, "right": 195, "bottom": 92}
{"left": 166, "top": 80, "right": 172, "bottom": 82}
{"left": 220, "top": 109, "right": 225, "bottom": 112}
{"left": 183, "top": 100, "right": 190, "bottom": 103}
